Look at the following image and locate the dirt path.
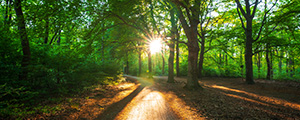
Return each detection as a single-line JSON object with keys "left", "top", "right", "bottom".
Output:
{"left": 38, "top": 75, "right": 300, "bottom": 119}
{"left": 95, "top": 75, "right": 179, "bottom": 120}
{"left": 114, "top": 76, "right": 178, "bottom": 120}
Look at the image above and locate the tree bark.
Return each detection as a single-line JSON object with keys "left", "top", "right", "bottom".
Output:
{"left": 126, "top": 59, "right": 129, "bottom": 74}
{"left": 4, "top": 0, "right": 13, "bottom": 29}
{"left": 176, "top": 31, "right": 180, "bottom": 77}
{"left": 161, "top": 47, "right": 165, "bottom": 75}
{"left": 286, "top": 57, "right": 289, "bottom": 75}
{"left": 44, "top": 17, "right": 49, "bottom": 44}
{"left": 277, "top": 50, "right": 282, "bottom": 74}
{"left": 175, "top": 0, "right": 202, "bottom": 90}
{"left": 289, "top": 57, "right": 293, "bottom": 77}
{"left": 168, "top": 6, "right": 176, "bottom": 83}
{"left": 198, "top": 36, "right": 205, "bottom": 78}
{"left": 148, "top": 52, "right": 152, "bottom": 76}
{"left": 14, "top": 0, "right": 31, "bottom": 81}
{"left": 245, "top": 22, "right": 254, "bottom": 84}
{"left": 266, "top": 45, "right": 272, "bottom": 80}
{"left": 257, "top": 52, "right": 261, "bottom": 78}
{"left": 235, "top": 0, "right": 257, "bottom": 84}
{"left": 138, "top": 50, "right": 142, "bottom": 76}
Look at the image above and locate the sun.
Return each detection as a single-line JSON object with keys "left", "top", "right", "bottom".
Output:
{"left": 149, "top": 39, "right": 162, "bottom": 54}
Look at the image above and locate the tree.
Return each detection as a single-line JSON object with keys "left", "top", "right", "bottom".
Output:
{"left": 235, "top": 0, "right": 277, "bottom": 84}
{"left": 14, "top": 0, "right": 31, "bottom": 80}
{"left": 167, "top": 3, "right": 176, "bottom": 83}
{"left": 172, "top": 0, "right": 202, "bottom": 89}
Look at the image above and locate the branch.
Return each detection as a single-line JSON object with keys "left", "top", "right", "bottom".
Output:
{"left": 251, "top": 0, "right": 259, "bottom": 18}
{"left": 178, "top": 40, "right": 187, "bottom": 46}
{"left": 254, "top": 0, "right": 278, "bottom": 41}
{"left": 245, "top": 0, "right": 251, "bottom": 16}
{"left": 176, "top": 4, "right": 190, "bottom": 33}
{"left": 237, "top": 7, "right": 246, "bottom": 30}
{"left": 235, "top": 0, "right": 247, "bottom": 17}
{"left": 111, "top": 12, "right": 150, "bottom": 37}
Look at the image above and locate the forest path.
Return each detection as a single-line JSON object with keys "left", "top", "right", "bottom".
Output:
{"left": 97, "top": 75, "right": 179, "bottom": 120}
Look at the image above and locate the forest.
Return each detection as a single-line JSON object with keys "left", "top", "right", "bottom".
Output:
{"left": 1, "top": 0, "right": 300, "bottom": 119}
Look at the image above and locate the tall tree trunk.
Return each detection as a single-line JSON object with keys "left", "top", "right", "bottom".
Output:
{"left": 14, "top": 0, "right": 31, "bottom": 81}
{"left": 126, "top": 59, "right": 129, "bottom": 74}
{"left": 138, "top": 50, "right": 142, "bottom": 76}
{"left": 161, "top": 50, "right": 165, "bottom": 75}
{"left": 148, "top": 52, "right": 152, "bottom": 76}
{"left": 289, "top": 57, "right": 293, "bottom": 77}
{"left": 44, "top": 17, "right": 49, "bottom": 44}
{"left": 266, "top": 45, "right": 271, "bottom": 80}
{"left": 235, "top": 1, "right": 255, "bottom": 84}
{"left": 101, "top": 36, "right": 105, "bottom": 61}
{"left": 176, "top": 31, "right": 180, "bottom": 77}
{"left": 198, "top": 36, "right": 205, "bottom": 78}
{"left": 4, "top": 0, "right": 13, "bottom": 30}
{"left": 257, "top": 52, "right": 261, "bottom": 78}
{"left": 245, "top": 20, "right": 254, "bottom": 84}
{"left": 277, "top": 50, "right": 282, "bottom": 74}
{"left": 168, "top": 6, "right": 176, "bottom": 83}
{"left": 225, "top": 54, "right": 228, "bottom": 65}
{"left": 57, "top": 30, "right": 61, "bottom": 44}
{"left": 271, "top": 49, "right": 274, "bottom": 79}
{"left": 175, "top": 0, "right": 202, "bottom": 90}
{"left": 286, "top": 57, "right": 289, "bottom": 75}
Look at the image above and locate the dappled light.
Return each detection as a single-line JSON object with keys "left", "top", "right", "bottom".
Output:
{"left": 211, "top": 85, "right": 300, "bottom": 111}
{"left": 1, "top": 0, "right": 299, "bottom": 119}
{"left": 117, "top": 88, "right": 177, "bottom": 120}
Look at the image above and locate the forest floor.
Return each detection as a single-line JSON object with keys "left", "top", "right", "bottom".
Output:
{"left": 32, "top": 75, "right": 300, "bottom": 120}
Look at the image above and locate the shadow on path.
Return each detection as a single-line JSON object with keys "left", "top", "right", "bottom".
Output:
{"left": 95, "top": 75, "right": 144, "bottom": 120}
{"left": 95, "top": 84, "right": 144, "bottom": 120}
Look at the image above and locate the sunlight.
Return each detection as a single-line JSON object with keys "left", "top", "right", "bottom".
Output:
{"left": 149, "top": 38, "right": 162, "bottom": 54}
{"left": 211, "top": 85, "right": 300, "bottom": 111}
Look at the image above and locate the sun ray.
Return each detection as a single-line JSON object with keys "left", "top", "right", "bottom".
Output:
{"left": 149, "top": 38, "right": 162, "bottom": 54}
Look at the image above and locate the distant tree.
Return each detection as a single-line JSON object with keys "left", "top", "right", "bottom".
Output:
{"left": 14, "top": 0, "right": 31, "bottom": 80}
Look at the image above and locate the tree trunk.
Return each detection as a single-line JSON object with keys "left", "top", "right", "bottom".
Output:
{"left": 148, "top": 52, "right": 152, "bottom": 76}
{"left": 289, "top": 57, "right": 293, "bottom": 77}
{"left": 186, "top": 37, "right": 201, "bottom": 89}
{"left": 168, "top": 6, "right": 176, "bottom": 83}
{"left": 57, "top": 30, "right": 61, "bottom": 44}
{"left": 266, "top": 45, "right": 271, "bottom": 80}
{"left": 286, "top": 57, "right": 289, "bottom": 75}
{"left": 277, "top": 50, "right": 282, "bottom": 74}
{"left": 176, "top": 31, "right": 180, "bottom": 77}
{"left": 126, "top": 59, "right": 129, "bottom": 74}
{"left": 44, "top": 18, "right": 49, "bottom": 44}
{"left": 14, "top": 0, "right": 31, "bottom": 81}
{"left": 138, "top": 50, "right": 142, "bottom": 76}
{"left": 245, "top": 18, "right": 254, "bottom": 84}
{"left": 257, "top": 52, "right": 261, "bottom": 78}
{"left": 198, "top": 36, "right": 205, "bottom": 78}
{"left": 101, "top": 36, "right": 105, "bottom": 61}
{"left": 161, "top": 49, "right": 165, "bottom": 75}
{"left": 175, "top": 0, "right": 202, "bottom": 90}
{"left": 168, "top": 42, "right": 175, "bottom": 83}
{"left": 4, "top": 0, "right": 13, "bottom": 30}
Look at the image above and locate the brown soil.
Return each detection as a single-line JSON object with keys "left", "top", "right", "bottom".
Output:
{"left": 32, "top": 76, "right": 300, "bottom": 120}
{"left": 155, "top": 76, "right": 300, "bottom": 120}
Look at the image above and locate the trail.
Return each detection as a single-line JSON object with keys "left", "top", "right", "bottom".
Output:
{"left": 96, "top": 75, "right": 179, "bottom": 120}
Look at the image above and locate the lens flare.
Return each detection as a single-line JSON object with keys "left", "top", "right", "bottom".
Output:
{"left": 149, "top": 39, "right": 162, "bottom": 54}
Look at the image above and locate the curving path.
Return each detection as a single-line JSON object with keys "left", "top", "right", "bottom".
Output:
{"left": 96, "top": 75, "right": 179, "bottom": 120}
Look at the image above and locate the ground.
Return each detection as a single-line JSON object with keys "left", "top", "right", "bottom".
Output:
{"left": 33, "top": 76, "right": 300, "bottom": 119}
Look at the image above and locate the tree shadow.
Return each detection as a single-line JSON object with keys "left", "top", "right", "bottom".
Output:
{"left": 95, "top": 76, "right": 146, "bottom": 120}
